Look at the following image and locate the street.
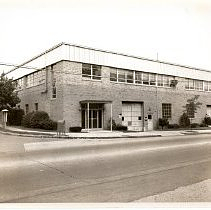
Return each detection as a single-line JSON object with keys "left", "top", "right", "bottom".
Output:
{"left": 0, "top": 133, "right": 211, "bottom": 202}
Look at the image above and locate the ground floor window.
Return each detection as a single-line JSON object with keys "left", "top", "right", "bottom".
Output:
{"left": 25, "top": 104, "right": 29, "bottom": 114}
{"left": 162, "top": 103, "right": 172, "bottom": 119}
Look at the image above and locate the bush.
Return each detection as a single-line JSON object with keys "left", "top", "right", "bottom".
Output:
{"left": 190, "top": 123, "right": 200, "bottom": 128}
{"left": 40, "top": 119, "right": 57, "bottom": 130}
{"left": 22, "top": 111, "right": 57, "bottom": 130}
{"left": 158, "top": 118, "right": 169, "bottom": 130}
{"left": 69, "top": 127, "right": 82, "bottom": 132}
{"left": 30, "top": 111, "right": 49, "bottom": 128}
{"left": 7, "top": 108, "right": 24, "bottom": 126}
{"left": 115, "top": 124, "right": 128, "bottom": 131}
{"left": 107, "top": 118, "right": 117, "bottom": 130}
{"left": 179, "top": 113, "right": 190, "bottom": 128}
{"left": 167, "top": 124, "right": 180, "bottom": 129}
{"left": 21, "top": 112, "right": 34, "bottom": 128}
{"left": 203, "top": 116, "right": 211, "bottom": 126}
{"left": 200, "top": 123, "right": 207, "bottom": 127}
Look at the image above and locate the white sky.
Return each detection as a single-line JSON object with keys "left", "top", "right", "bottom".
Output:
{"left": 0, "top": 0, "right": 211, "bottom": 75}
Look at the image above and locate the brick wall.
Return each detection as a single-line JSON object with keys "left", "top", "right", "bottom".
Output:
{"left": 17, "top": 60, "right": 211, "bottom": 131}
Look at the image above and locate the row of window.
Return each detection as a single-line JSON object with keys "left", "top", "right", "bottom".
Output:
{"left": 26, "top": 70, "right": 45, "bottom": 88}
{"left": 110, "top": 68, "right": 174, "bottom": 87}
{"left": 16, "top": 70, "right": 46, "bottom": 90}
{"left": 185, "top": 79, "right": 211, "bottom": 92}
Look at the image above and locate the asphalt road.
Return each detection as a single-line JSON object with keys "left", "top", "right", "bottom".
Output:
{"left": 0, "top": 133, "right": 211, "bottom": 202}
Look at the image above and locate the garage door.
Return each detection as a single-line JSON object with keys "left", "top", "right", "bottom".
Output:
{"left": 122, "top": 103, "right": 143, "bottom": 131}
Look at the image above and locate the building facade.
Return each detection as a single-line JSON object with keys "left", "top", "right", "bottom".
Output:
{"left": 10, "top": 43, "right": 211, "bottom": 131}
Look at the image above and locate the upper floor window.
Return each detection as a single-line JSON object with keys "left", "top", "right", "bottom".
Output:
{"left": 116, "top": 69, "right": 133, "bottom": 83}
{"left": 26, "top": 70, "right": 45, "bottom": 88}
{"left": 110, "top": 68, "right": 117, "bottom": 82}
{"left": 135, "top": 72, "right": 142, "bottom": 84}
{"left": 157, "top": 75, "right": 163, "bottom": 86}
{"left": 149, "top": 73, "right": 156, "bottom": 86}
{"left": 82, "top": 64, "right": 101, "bottom": 80}
{"left": 142, "top": 72, "right": 149, "bottom": 85}
{"left": 15, "top": 78, "right": 24, "bottom": 90}
{"left": 195, "top": 80, "right": 203, "bottom": 91}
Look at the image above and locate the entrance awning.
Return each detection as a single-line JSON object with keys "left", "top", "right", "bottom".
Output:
{"left": 80, "top": 100, "right": 112, "bottom": 104}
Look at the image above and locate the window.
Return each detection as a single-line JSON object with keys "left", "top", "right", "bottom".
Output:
{"left": 209, "top": 82, "right": 211, "bottom": 91}
{"left": 35, "top": 103, "right": 38, "bottom": 111}
{"left": 149, "top": 73, "right": 156, "bottom": 86}
{"left": 185, "top": 79, "right": 189, "bottom": 89}
{"left": 118, "top": 69, "right": 126, "bottom": 82}
{"left": 25, "top": 104, "right": 29, "bottom": 114}
{"left": 187, "top": 104, "right": 195, "bottom": 118}
{"left": 162, "top": 103, "right": 172, "bottom": 119}
{"left": 163, "top": 75, "right": 170, "bottom": 87}
{"left": 16, "top": 78, "right": 24, "bottom": 90}
{"left": 82, "top": 63, "right": 101, "bottom": 80}
{"left": 143, "top": 72, "right": 149, "bottom": 85}
{"left": 157, "top": 75, "right": 163, "bottom": 86}
{"left": 52, "top": 78, "right": 56, "bottom": 98}
{"left": 189, "top": 79, "right": 194, "bottom": 90}
{"left": 204, "top": 81, "right": 208, "bottom": 91}
{"left": 25, "top": 70, "right": 45, "bottom": 88}
{"left": 126, "top": 70, "right": 133, "bottom": 83}
{"left": 135, "top": 72, "right": 142, "bottom": 84}
{"left": 195, "top": 80, "right": 203, "bottom": 91}
{"left": 110, "top": 68, "right": 117, "bottom": 82}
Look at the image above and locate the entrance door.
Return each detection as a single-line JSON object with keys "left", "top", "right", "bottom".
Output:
{"left": 81, "top": 104, "right": 103, "bottom": 129}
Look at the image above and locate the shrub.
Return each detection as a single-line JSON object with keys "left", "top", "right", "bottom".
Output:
{"left": 7, "top": 108, "right": 24, "bottom": 126}
{"left": 107, "top": 118, "right": 117, "bottom": 130}
{"left": 200, "top": 123, "right": 207, "bottom": 127}
{"left": 115, "top": 124, "right": 128, "bottom": 131}
{"left": 69, "top": 127, "right": 82, "bottom": 132}
{"left": 30, "top": 111, "right": 49, "bottom": 128}
{"left": 158, "top": 118, "right": 169, "bottom": 130}
{"left": 203, "top": 116, "right": 211, "bottom": 126}
{"left": 40, "top": 119, "right": 57, "bottom": 130}
{"left": 167, "top": 124, "right": 180, "bottom": 129}
{"left": 179, "top": 113, "right": 190, "bottom": 128}
{"left": 21, "top": 112, "right": 35, "bottom": 128}
{"left": 22, "top": 111, "right": 57, "bottom": 130}
{"left": 190, "top": 123, "right": 200, "bottom": 128}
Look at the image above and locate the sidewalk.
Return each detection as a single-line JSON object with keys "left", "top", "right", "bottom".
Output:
{"left": 1, "top": 124, "right": 211, "bottom": 139}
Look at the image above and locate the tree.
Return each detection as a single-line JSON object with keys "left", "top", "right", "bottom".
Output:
{"left": 0, "top": 74, "right": 20, "bottom": 110}
{"left": 183, "top": 95, "right": 202, "bottom": 123}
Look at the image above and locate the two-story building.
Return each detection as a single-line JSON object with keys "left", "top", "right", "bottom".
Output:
{"left": 8, "top": 42, "right": 211, "bottom": 132}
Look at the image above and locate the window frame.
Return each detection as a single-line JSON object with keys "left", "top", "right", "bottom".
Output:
{"left": 162, "top": 103, "right": 172, "bottom": 119}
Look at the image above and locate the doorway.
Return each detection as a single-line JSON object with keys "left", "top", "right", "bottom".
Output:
{"left": 81, "top": 103, "right": 103, "bottom": 129}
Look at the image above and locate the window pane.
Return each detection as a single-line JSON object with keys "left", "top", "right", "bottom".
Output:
{"left": 82, "top": 64, "right": 91, "bottom": 78}
{"left": 92, "top": 65, "right": 101, "bottom": 80}
{"left": 118, "top": 69, "right": 126, "bottom": 82}
{"left": 126, "top": 70, "right": 133, "bottom": 83}
{"left": 135, "top": 72, "right": 142, "bottom": 84}
{"left": 204, "top": 81, "right": 208, "bottom": 91}
{"left": 162, "top": 103, "right": 172, "bottom": 119}
{"left": 189, "top": 79, "right": 194, "bottom": 89}
{"left": 185, "top": 79, "right": 189, "bottom": 89}
{"left": 157, "top": 75, "right": 163, "bottom": 86}
{"left": 143, "top": 72, "right": 149, "bottom": 85}
{"left": 209, "top": 82, "right": 211, "bottom": 91}
{"left": 110, "top": 68, "right": 117, "bottom": 81}
{"left": 149, "top": 73, "right": 156, "bottom": 85}
{"left": 163, "top": 76, "right": 170, "bottom": 87}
